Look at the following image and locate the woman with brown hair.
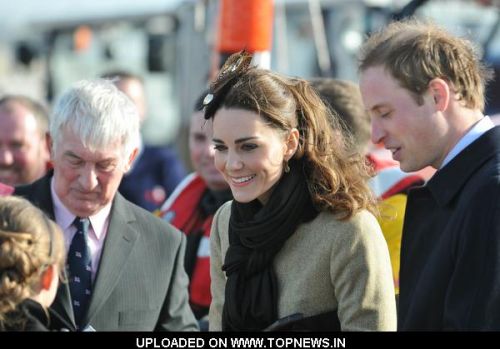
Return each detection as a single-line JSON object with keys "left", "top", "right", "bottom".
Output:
{"left": 0, "top": 196, "right": 65, "bottom": 331}
{"left": 206, "top": 51, "right": 396, "bottom": 331}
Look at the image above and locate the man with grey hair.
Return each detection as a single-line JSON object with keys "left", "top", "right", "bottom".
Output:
{"left": 0, "top": 95, "right": 50, "bottom": 186}
{"left": 15, "top": 79, "right": 198, "bottom": 331}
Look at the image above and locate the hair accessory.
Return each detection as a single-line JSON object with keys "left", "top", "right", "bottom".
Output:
{"left": 203, "top": 50, "right": 254, "bottom": 119}
{"left": 203, "top": 93, "right": 214, "bottom": 106}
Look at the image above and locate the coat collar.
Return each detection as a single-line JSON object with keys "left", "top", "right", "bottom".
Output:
{"left": 14, "top": 170, "right": 55, "bottom": 220}
{"left": 426, "top": 126, "right": 500, "bottom": 207}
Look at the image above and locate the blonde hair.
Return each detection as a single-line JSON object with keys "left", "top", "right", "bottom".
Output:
{"left": 211, "top": 65, "right": 376, "bottom": 219}
{"left": 0, "top": 196, "right": 65, "bottom": 330}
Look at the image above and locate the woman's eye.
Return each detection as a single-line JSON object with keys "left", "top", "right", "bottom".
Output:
{"left": 213, "top": 144, "right": 227, "bottom": 151}
{"left": 241, "top": 143, "right": 257, "bottom": 151}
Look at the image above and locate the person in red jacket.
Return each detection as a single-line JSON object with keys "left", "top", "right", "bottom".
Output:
{"left": 159, "top": 91, "right": 232, "bottom": 330}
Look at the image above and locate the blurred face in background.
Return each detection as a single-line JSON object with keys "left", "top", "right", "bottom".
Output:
{"left": 0, "top": 102, "right": 49, "bottom": 185}
{"left": 189, "top": 111, "right": 228, "bottom": 191}
{"left": 115, "top": 78, "right": 147, "bottom": 124}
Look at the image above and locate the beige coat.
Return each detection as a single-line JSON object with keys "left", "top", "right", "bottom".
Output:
{"left": 209, "top": 201, "right": 397, "bottom": 331}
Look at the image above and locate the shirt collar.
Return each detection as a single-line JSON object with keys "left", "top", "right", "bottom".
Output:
{"left": 441, "top": 116, "right": 494, "bottom": 169}
{"left": 50, "top": 177, "right": 112, "bottom": 241}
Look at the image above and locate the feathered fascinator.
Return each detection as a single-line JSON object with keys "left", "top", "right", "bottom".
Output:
{"left": 203, "top": 50, "right": 254, "bottom": 120}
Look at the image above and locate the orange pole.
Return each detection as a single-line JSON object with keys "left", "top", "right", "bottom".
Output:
{"left": 216, "top": 0, "right": 274, "bottom": 54}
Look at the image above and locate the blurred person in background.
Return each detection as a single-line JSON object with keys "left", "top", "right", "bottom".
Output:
{"left": 0, "top": 95, "right": 51, "bottom": 186}
{"left": 0, "top": 196, "right": 65, "bottom": 331}
{"left": 159, "top": 90, "right": 232, "bottom": 330}
{"left": 310, "top": 78, "right": 434, "bottom": 295}
{"left": 101, "top": 71, "right": 186, "bottom": 212}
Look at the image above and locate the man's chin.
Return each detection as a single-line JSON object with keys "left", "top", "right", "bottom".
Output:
{"left": 400, "top": 162, "right": 422, "bottom": 173}
{"left": 0, "top": 175, "right": 17, "bottom": 186}
{"left": 68, "top": 202, "right": 99, "bottom": 217}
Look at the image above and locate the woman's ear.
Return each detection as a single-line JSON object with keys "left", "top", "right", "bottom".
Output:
{"left": 284, "top": 128, "right": 300, "bottom": 161}
{"left": 40, "top": 265, "right": 55, "bottom": 291}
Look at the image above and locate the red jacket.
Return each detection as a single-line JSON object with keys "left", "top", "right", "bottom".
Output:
{"left": 159, "top": 174, "right": 213, "bottom": 313}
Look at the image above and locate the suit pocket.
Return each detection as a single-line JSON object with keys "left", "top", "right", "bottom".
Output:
{"left": 118, "top": 309, "right": 159, "bottom": 330}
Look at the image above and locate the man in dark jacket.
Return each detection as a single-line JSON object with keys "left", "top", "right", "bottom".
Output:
{"left": 359, "top": 19, "right": 500, "bottom": 330}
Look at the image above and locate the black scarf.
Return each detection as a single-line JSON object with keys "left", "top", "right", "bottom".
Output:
{"left": 221, "top": 160, "right": 318, "bottom": 331}
{"left": 200, "top": 189, "right": 233, "bottom": 217}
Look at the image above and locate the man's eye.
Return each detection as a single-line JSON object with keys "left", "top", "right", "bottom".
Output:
{"left": 193, "top": 134, "right": 206, "bottom": 142}
{"left": 98, "top": 163, "right": 115, "bottom": 171}
{"left": 68, "top": 158, "right": 82, "bottom": 166}
{"left": 10, "top": 142, "right": 24, "bottom": 150}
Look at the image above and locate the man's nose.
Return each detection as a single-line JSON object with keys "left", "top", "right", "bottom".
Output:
{"left": 0, "top": 147, "right": 14, "bottom": 166}
{"left": 78, "top": 165, "right": 99, "bottom": 190}
{"left": 371, "top": 120, "right": 386, "bottom": 145}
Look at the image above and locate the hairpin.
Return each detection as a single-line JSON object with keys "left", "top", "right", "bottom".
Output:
{"left": 203, "top": 50, "right": 254, "bottom": 119}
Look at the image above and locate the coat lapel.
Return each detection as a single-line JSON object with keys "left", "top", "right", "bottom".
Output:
{"left": 84, "top": 194, "right": 139, "bottom": 325}
{"left": 51, "top": 278, "right": 76, "bottom": 330}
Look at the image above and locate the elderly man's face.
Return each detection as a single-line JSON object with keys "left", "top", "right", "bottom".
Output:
{"left": 0, "top": 103, "right": 49, "bottom": 185}
{"left": 51, "top": 126, "right": 134, "bottom": 217}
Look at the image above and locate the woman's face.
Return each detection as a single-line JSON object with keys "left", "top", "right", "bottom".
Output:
{"left": 212, "top": 108, "right": 295, "bottom": 205}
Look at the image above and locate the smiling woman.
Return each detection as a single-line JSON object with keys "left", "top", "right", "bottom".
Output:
{"left": 205, "top": 50, "right": 397, "bottom": 332}
{"left": 212, "top": 108, "right": 295, "bottom": 205}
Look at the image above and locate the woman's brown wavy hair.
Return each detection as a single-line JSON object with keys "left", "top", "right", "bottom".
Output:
{"left": 206, "top": 54, "right": 376, "bottom": 219}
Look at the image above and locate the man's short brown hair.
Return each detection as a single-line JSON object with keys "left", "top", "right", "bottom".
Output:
{"left": 359, "top": 19, "right": 492, "bottom": 111}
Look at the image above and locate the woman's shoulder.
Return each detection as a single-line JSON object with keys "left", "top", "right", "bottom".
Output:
{"left": 314, "top": 209, "right": 379, "bottom": 230}
{"left": 2, "top": 299, "right": 50, "bottom": 331}
{"left": 306, "top": 209, "right": 383, "bottom": 243}
{"left": 215, "top": 200, "right": 232, "bottom": 218}
{"left": 212, "top": 200, "right": 233, "bottom": 230}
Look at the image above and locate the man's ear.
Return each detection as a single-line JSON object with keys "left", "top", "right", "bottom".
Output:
{"left": 40, "top": 265, "right": 55, "bottom": 291}
{"left": 124, "top": 147, "right": 139, "bottom": 172}
{"left": 284, "top": 128, "right": 300, "bottom": 161}
{"left": 47, "top": 134, "right": 53, "bottom": 156}
{"left": 428, "top": 78, "right": 450, "bottom": 112}
{"left": 46, "top": 134, "right": 54, "bottom": 167}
